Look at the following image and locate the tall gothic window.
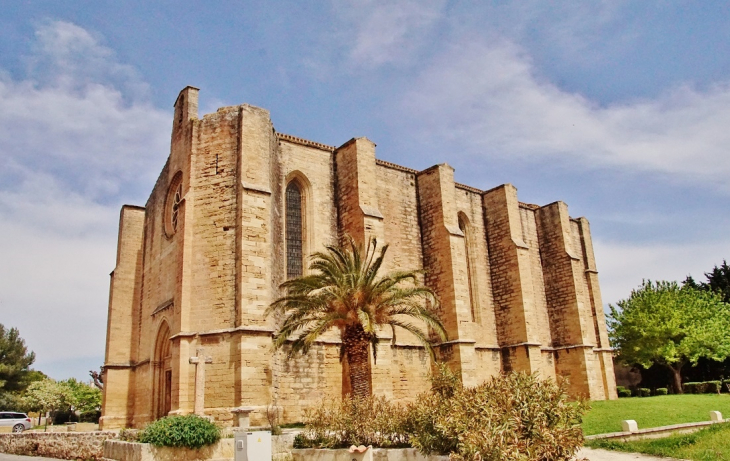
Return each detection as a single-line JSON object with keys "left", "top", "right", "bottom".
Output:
{"left": 459, "top": 214, "right": 478, "bottom": 323}
{"left": 286, "top": 181, "right": 303, "bottom": 278}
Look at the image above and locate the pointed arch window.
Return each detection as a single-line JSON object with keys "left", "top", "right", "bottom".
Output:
{"left": 286, "top": 181, "right": 304, "bottom": 278}
{"left": 164, "top": 172, "right": 183, "bottom": 238}
{"left": 458, "top": 213, "right": 479, "bottom": 323}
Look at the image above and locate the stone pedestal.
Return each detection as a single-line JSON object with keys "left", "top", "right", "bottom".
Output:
{"left": 231, "top": 406, "right": 256, "bottom": 430}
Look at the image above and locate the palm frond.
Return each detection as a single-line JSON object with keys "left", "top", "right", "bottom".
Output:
{"left": 267, "top": 235, "right": 447, "bottom": 361}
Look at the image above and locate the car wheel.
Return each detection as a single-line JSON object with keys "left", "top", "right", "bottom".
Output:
{"left": 12, "top": 423, "right": 25, "bottom": 433}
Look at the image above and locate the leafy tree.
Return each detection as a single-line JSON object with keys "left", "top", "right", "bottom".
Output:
{"left": 0, "top": 324, "right": 36, "bottom": 392}
{"left": 22, "top": 379, "right": 73, "bottom": 423}
{"left": 61, "top": 378, "right": 102, "bottom": 414}
{"left": 0, "top": 369, "right": 46, "bottom": 414}
{"left": 702, "top": 260, "right": 730, "bottom": 303}
{"left": 267, "top": 237, "right": 447, "bottom": 399}
{"left": 684, "top": 260, "right": 730, "bottom": 303}
{"left": 608, "top": 280, "right": 730, "bottom": 393}
{"left": 0, "top": 391, "right": 23, "bottom": 412}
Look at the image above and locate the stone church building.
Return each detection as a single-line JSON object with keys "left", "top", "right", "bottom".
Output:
{"left": 101, "top": 86, "right": 617, "bottom": 429}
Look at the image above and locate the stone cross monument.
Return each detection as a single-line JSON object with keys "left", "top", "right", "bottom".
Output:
{"left": 189, "top": 347, "right": 213, "bottom": 416}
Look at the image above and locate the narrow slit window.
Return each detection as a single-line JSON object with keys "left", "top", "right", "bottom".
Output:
{"left": 286, "top": 182, "right": 303, "bottom": 278}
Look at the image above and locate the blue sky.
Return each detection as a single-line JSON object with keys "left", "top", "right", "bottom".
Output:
{"left": 1, "top": 1, "right": 729, "bottom": 380}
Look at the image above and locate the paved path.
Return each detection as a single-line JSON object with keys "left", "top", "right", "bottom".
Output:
{"left": 0, "top": 455, "right": 60, "bottom": 461}
{"left": 577, "top": 447, "right": 687, "bottom": 460}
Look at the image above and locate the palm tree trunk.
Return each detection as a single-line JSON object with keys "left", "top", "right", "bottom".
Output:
{"left": 343, "top": 324, "right": 372, "bottom": 399}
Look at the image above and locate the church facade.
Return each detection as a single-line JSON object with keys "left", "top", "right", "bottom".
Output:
{"left": 100, "top": 86, "right": 617, "bottom": 429}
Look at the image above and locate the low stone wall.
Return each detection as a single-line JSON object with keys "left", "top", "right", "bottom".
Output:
{"left": 0, "top": 431, "right": 119, "bottom": 460}
{"left": 586, "top": 419, "right": 729, "bottom": 442}
{"left": 292, "top": 448, "right": 448, "bottom": 461}
{"left": 103, "top": 439, "right": 233, "bottom": 461}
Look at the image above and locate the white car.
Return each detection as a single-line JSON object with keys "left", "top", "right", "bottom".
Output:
{"left": 0, "top": 412, "right": 32, "bottom": 432}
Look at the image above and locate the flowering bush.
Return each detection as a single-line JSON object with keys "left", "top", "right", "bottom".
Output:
{"left": 294, "top": 395, "right": 408, "bottom": 448}
{"left": 405, "top": 366, "right": 587, "bottom": 461}
{"left": 296, "top": 365, "right": 588, "bottom": 461}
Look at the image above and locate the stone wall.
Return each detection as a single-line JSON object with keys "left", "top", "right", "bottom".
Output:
{"left": 0, "top": 431, "right": 118, "bottom": 460}
{"left": 103, "top": 439, "right": 233, "bottom": 461}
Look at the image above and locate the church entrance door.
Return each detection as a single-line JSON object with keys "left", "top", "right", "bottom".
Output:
{"left": 153, "top": 322, "right": 172, "bottom": 420}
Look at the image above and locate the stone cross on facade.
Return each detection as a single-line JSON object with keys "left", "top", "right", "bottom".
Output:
{"left": 189, "top": 347, "right": 213, "bottom": 416}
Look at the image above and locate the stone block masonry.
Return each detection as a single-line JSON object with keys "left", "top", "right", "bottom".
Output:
{"left": 0, "top": 431, "right": 118, "bottom": 460}
{"left": 101, "top": 86, "right": 617, "bottom": 429}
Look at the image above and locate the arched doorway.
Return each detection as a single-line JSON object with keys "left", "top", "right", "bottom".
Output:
{"left": 153, "top": 321, "right": 172, "bottom": 420}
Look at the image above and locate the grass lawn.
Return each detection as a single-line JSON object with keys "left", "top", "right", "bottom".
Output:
{"left": 582, "top": 394, "right": 730, "bottom": 435}
{"left": 586, "top": 423, "right": 730, "bottom": 461}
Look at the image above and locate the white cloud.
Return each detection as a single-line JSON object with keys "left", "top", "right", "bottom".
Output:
{"left": 0, "top": 20, "right": 170, "bottom": 200}
{"left": 594, "top": 239, "right": 729, "bottom": 308}
{"left": 400, "top": 38, "right": 730, "bottom": 185}
{"left": 0, "top": 211, "right": 114, "bottom": 378}
{"left": 334, "top": 0, "right": 446, "bottom": 68}
{"left": 474, "top": 1, "right": 631, "bottom": 68}
{"left": 0, "top": 20, "right": 170, "bottom": 378}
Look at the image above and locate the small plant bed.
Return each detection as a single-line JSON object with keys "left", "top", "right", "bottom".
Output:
{"left": 583, "top": 394, "right": 730, "bottom": 435}
{"left": 138, "top": 414, "right": 221, "bottom": 449}
{"left": 586, "top": 422, "right": 730, "bottom": 460}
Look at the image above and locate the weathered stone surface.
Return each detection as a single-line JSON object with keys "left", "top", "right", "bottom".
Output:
{"left": 0, "top": 431, "right": 118, "bottom": 460}
{"left": 102, "top": 87, "right": 617, "bottom": 430}
{"left": 103, "top": 439, "right": 233, "bottom": 461}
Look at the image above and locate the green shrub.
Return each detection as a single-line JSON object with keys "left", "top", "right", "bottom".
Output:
{"left": 79, "top": 410, "right": 101, "bottom": 423}
{"left": 705, "top": 381, "right": 722, "bottom": 394}
{"left": 297, "top": 367, "right": 586, "bottom": 460}
{"left": 683, "top": 382, "right": 707, "bottom": 394}
{"left": 297, "top": 395, "right": 408, "bottom": 448}
{"left": 639, "top": 388, "right": 651, "bottom": 397}
{"left": 138, "top": 414, "right": 220, "bottom": 449}
{"left": 51, "top": 409, "right": 78, "bottom": 424}
{"left": 654, "top": 388, "right": 668, "bottom": 396}
{"left": 405, "top": 367, "right": 587, "bottom": 461}
{"left": 617, "top": 386, "right": 632, "bottom": 398}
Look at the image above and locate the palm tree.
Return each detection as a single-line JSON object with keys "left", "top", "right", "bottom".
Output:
{"left": 267, "top": 237, "right": 447, "bottom": 399}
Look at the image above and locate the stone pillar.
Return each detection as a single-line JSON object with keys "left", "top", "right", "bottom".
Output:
{"left": 235, "top": 104, "right": 276, "bottom": 328}
{"left": 536, "top": 201, "right": 607, "bottom": 399}
{"left": 417, "top": 164, "right": 477, "bottom": 386}
{"left": 577, "top": 217, "right": 618, "bottom": 399}
{"left": 101, "top": 205, "right": 145, "bottom": 429}
{"left": 334, "top": 137, "right": 393, "bottom": 398}
{"left": 482, "top": 184, "right": 543, "bottom": 374}
{"left": 189, "top": 348, "right": 213, "bottom": 416}
{"left": 232, "top": 105, "right": 277, "bottom": 412}
{"left": 172, "top": 86, "right": 197, "bottom": 335}
{"left": 334, "top": 137, "right": 384, "bottom": 247}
